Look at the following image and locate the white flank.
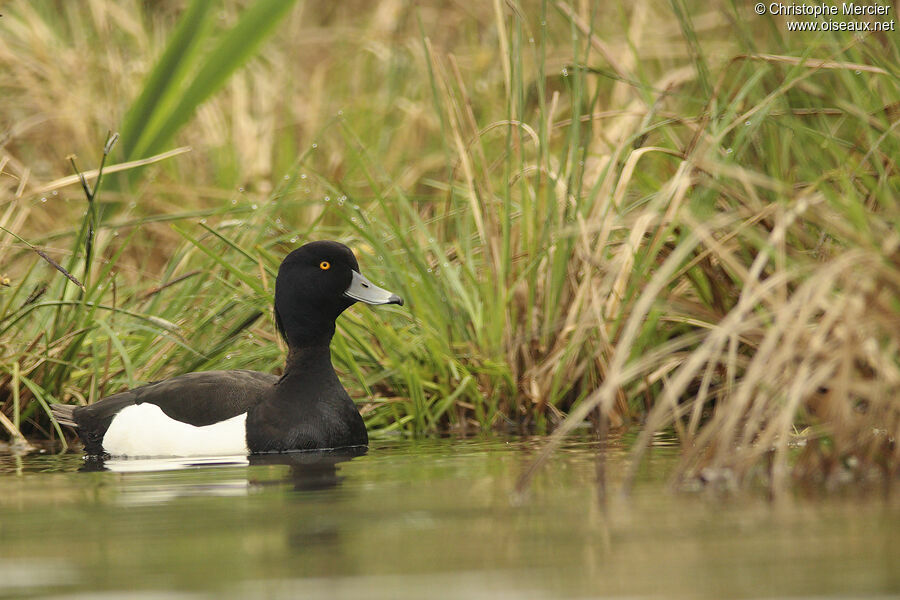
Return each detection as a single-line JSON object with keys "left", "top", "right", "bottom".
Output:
{"left": 102, "top": 403, "right": 249, "bottom": 457}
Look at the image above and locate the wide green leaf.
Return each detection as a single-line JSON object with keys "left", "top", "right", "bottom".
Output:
{"left": 125, "top": 0, "right": 299, "bottom": 161}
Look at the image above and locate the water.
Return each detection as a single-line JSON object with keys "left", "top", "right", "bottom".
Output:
{"left": 0, "top": 437, "right": 897, "bottom": 599}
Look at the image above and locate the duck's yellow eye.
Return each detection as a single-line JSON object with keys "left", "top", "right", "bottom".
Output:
{"left": 319, "top": 261, "right": 331, "bottom": 270}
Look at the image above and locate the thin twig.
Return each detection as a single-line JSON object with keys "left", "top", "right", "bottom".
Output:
{"left": 0, "top": 226, "right": 84, "bottom": 289}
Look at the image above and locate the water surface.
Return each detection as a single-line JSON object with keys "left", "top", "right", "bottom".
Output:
{"left": 0, "top": 437, "right": 897, "bottom": 599}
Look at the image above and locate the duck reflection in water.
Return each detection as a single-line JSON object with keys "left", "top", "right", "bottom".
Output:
{"left": 78, "top": 447, "right": 366, "bottom": 497}
{"left": 249, "top": 447, "right": 366, "bottom": 492}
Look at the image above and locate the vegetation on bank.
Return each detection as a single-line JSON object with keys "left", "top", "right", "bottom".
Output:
{"left": 0, "top": 1, "right": 897, "bottom": 493}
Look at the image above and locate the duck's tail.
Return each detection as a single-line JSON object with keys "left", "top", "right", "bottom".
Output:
{"left": 50, "top": 403, "right": 78, "bottom": 428}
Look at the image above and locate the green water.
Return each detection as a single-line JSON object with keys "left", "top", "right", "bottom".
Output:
{"left": 0, "top": 437, "right": 897, "bottom": 599}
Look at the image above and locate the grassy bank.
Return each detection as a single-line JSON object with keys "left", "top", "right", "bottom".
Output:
{"left": 1, "top": 0, "right": 898, "bottom": 492}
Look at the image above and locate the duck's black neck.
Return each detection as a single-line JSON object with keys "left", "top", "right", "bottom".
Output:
{"left": 279, "top": 344, "right": 336, "bottom": 384}
{"left": 277, "top": 310, "right": 337, "bottom": 349}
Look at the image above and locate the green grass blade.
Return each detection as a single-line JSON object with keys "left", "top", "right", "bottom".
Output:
{"left": 130, "top": 0, "right": 299, "bottom": 160}
{"left": 121, "top": 0, "right": 215, "bottom": 160}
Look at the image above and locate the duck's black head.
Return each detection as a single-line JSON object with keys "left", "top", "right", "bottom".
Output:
{"left": 274, "top": 240, "right": 402, "bottom": 348}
